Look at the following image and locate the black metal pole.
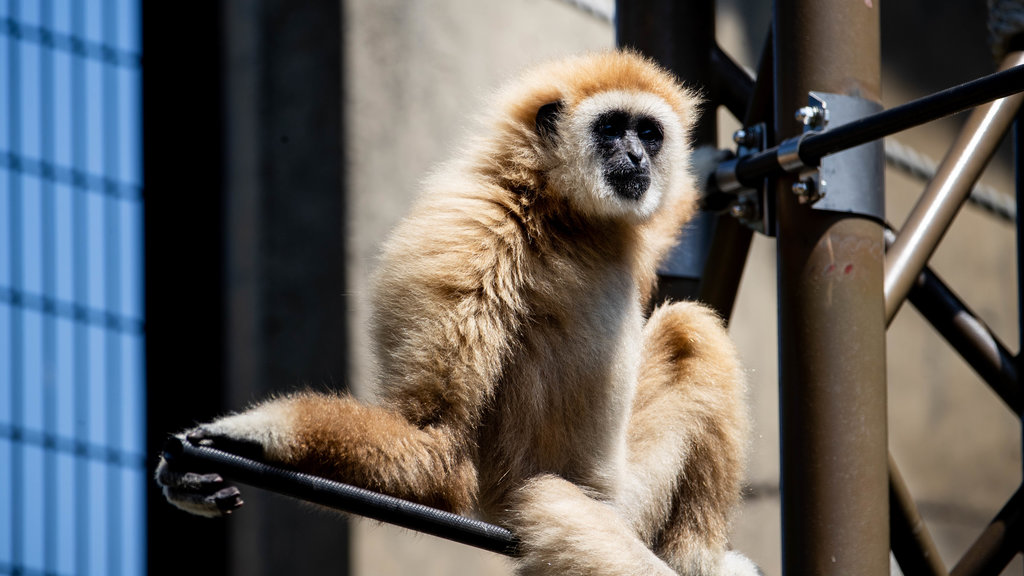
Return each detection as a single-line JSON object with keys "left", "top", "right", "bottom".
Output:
{"left": 616, "top": 0, "right": 718, "bottom": 302}
{"left": 163, "top": 437, "right": 521, "bottom": 556}
{"left": 722, "top": 64, "right": 1024, "bottom": 191}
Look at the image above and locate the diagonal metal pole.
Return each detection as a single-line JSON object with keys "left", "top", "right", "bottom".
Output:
{"left": 773, "top": 1, "right": 889, "bottom": 574}
{"left": 885, "top": 52, "right": 1024, "bottom": 323}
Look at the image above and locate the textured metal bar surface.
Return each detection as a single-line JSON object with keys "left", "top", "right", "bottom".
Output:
{"left": 885, "top": 52, "right": 1024, "bottom": 323}
{"left": 162, "top": 437, "right": 520, "bottom": 556}
{"left": 773, "top": 0, "right": 890, "bottom": 574}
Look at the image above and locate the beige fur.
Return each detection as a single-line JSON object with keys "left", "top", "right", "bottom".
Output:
{"left": 156, "top": 50, "right": 755, "bottom": 575}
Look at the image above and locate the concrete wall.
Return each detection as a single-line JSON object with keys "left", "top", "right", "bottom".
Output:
{"left": 341, "top": 1, "right": 1022, "bottom": 574}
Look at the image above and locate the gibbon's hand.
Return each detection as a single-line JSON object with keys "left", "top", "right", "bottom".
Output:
{"left": 155, "top": 426, "right": 264, "bottom": 518}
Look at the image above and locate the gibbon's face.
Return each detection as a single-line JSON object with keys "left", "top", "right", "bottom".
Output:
{"left": 540, "top": 89, "right": 687, "bottom": 222}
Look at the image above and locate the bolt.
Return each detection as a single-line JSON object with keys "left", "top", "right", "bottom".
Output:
{"left": 792, "top": 178, "right": 819, "bottom": 204}
{"left": 733, "top": 128, "right": 752, "bottom": 146}
{"left": 795, "top": 106, "right": 825, "bottom": 128}
{"left": 729, "top": 201, "right": 750, "bottom": 220}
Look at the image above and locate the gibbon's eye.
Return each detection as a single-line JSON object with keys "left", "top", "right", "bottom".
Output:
{"left": 636, "top": 117, "right": 663, "bottom": 143}
{"left": 594, "top": 112, "right": 628, "bottom": 139}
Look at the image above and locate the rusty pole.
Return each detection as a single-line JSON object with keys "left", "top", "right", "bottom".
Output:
{"left": 773, "top": 0, "right": 889, "bottom": 574}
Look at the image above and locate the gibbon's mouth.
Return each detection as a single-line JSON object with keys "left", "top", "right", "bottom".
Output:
{"left": 605, "top": 170, "right": 651, "bottom": 201}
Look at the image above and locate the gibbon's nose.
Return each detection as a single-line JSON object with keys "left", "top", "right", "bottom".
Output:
{"left": 625, "top": 136, "right": 647, "bottom": 169}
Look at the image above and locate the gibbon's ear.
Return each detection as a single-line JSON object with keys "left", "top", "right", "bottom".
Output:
{"left": 535, "top": 100, "right": 564, "bottom": 140}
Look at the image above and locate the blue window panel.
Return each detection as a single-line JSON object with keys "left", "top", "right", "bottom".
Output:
{"left": 21, "top": 308, "right": 43, "bottom": 432}
{"left": 13, "top": 1, "right": 38, "bottom": 28}
{"left": 118, "top": 67, "right": 141, "bottom": 187}
{"left": 55, "top": 316, "right": 74, "bottom": 439}
{"left": 85, "top": 59, "right": 104, "bottom": 177}
{"left": 87, "top": 460, "right": 109, "bottom": 576}
{"left": 53, "top": 0, "right": 73, "bottom": 38}
{"left": 86, "top": 191, "right": 106, "bottom": 312}
{"left": 120, "top": 331, "right": 143, "bottom": 455}
{"left": 54, "top": 183, "right": 73, "bottom": 303}
{"left": 19, "top": 175, "right": 41, "bottom": 297}
{"left": 54, "top": 51, "right": 74, "bottom": 169}
{"left": 0, "top": 170, "right": 9, "bottom": 288}
{"left": 120, "top": 198, "right": 141, "bottom": 319}
{"left": 18, "top": 41, "right": 40, "bottom": 160}
{"left": 119, "top": 0, "right": 139, "bottom": 55}
{"left": 0, "top": 32, "right": 9, "bottom": 153}
{"left": 83, "top": 0, "right": 103, "bottom": 48}
{"left": 121, "top": 465, "right": 145, "bottom": 575}
{"left": 0, "top": 439, "right": 11, "bottom": 564}
{"left": 87, "top": 325, "right": 106, "bottom": 447}
{"left": 56, "top": 451, "right": 77, "bottom": 575}
{"left": 21, "top": 444, "right": 45, "bottom": 573}
{"left": 0, "top": 304, "right": 10, "bottom": 423}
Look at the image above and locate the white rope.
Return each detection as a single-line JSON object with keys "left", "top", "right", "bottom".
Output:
{"left": 884, "top": 138, "right": 1016, "bottom": 222}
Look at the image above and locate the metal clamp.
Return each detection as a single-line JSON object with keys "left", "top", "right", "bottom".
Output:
{"left": 796, "top": 92, "right": 885, "bottom": 220}
{"left": 720, "top": 123, "right": 772, "bottom": 235}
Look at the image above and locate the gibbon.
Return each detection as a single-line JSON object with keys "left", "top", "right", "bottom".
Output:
{"left": 157, "top": 50, "right": 757, "bottom": 576}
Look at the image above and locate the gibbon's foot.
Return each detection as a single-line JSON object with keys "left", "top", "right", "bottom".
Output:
{"left": 155, "top": 445, "right": 245, "bottom": 517}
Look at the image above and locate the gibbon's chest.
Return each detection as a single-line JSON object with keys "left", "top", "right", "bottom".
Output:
{"left": 482, "top": 255, "right": 642, "bottom": 498}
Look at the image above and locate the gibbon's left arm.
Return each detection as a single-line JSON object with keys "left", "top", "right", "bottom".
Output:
{"left": 156, "top": 206, "right": 526, "bottom": 517}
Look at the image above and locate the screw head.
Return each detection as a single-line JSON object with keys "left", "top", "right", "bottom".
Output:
{"left": 795, "top": 106, "right": 825, "bottom": 128}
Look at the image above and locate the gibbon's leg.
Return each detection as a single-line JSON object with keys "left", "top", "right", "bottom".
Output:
{"left": 156, "top": 392, "right": 477, "bottom": 517}
{"left": 620, "top": 301, "right": 758, "bottom": 576}
{"left": 504, "top": 474, "right": 680, "bottom": 576}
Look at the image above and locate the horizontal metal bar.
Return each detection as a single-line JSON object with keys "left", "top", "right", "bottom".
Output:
{"left": 718, "top": 61, "right": 1024, "bottom": 190}
{"left": 162, "top": 436, "right": 521, "bottom": 556}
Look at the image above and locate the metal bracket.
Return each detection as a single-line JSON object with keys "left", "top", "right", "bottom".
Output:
{"left": 797, "top": 92, "right": 885, "bottom": 220}
{"left": 724, "top": 123, "right": 774, "bottom": 235}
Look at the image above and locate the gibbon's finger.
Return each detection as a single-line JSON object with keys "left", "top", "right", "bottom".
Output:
{"left": 187, "top": 427, "right": 266, "bottom": 461}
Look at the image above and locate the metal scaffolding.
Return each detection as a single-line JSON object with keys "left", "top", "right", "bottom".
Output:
{"left": 162, "top": 1, "right": 1024, "bottom": 574}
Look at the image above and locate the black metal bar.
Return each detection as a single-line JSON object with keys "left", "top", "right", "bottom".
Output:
{"left": 711, "top": 43, "right": 754, "bottom": 122}
{"left": 889, "top": 454, "right": 949, "bottom": 576}
{"left": 800, "top": 63, "right": 1024, "bottom": 165}
{"left": 696, "top": 34, "right": 772, "bottom": 321}
{"left": 905, "top": 264, "right": 1021, "bottom": 415}
{"left": 948, "top": 485, "right": 1023, "bottom": 576}
{"left": 727, "top": 64, "right": 1024, "bottom": 189}
{"left": 162, "top": 437, "right": 521, "bottom": 557}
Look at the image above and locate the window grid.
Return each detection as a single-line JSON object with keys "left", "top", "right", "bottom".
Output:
{"left": 1, "top": 1, "right": 144, "bottom": 576}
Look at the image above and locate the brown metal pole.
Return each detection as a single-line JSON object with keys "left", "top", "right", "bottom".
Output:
{"left": 773, "top": 1, "right": 889, "bottom": 574}
{"left": 885, "top": 52, "right": 1024, "bottom": 323}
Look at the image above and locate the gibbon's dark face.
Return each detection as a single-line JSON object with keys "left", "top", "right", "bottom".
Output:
{"left": 592, "top": 111, "right": 664, "bottom": 201}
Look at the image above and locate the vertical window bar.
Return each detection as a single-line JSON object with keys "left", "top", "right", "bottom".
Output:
{"left": 71, "top": 2, "right": 91, "bottom": 574}
{"left": 39, "top": 1, "right": 58, "bottom": 573}
{"left": 102, "top": 1, "right": 123, "bottom": 574}
{"left": 7, "top": 0, "right": 24, "bottom": 572}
